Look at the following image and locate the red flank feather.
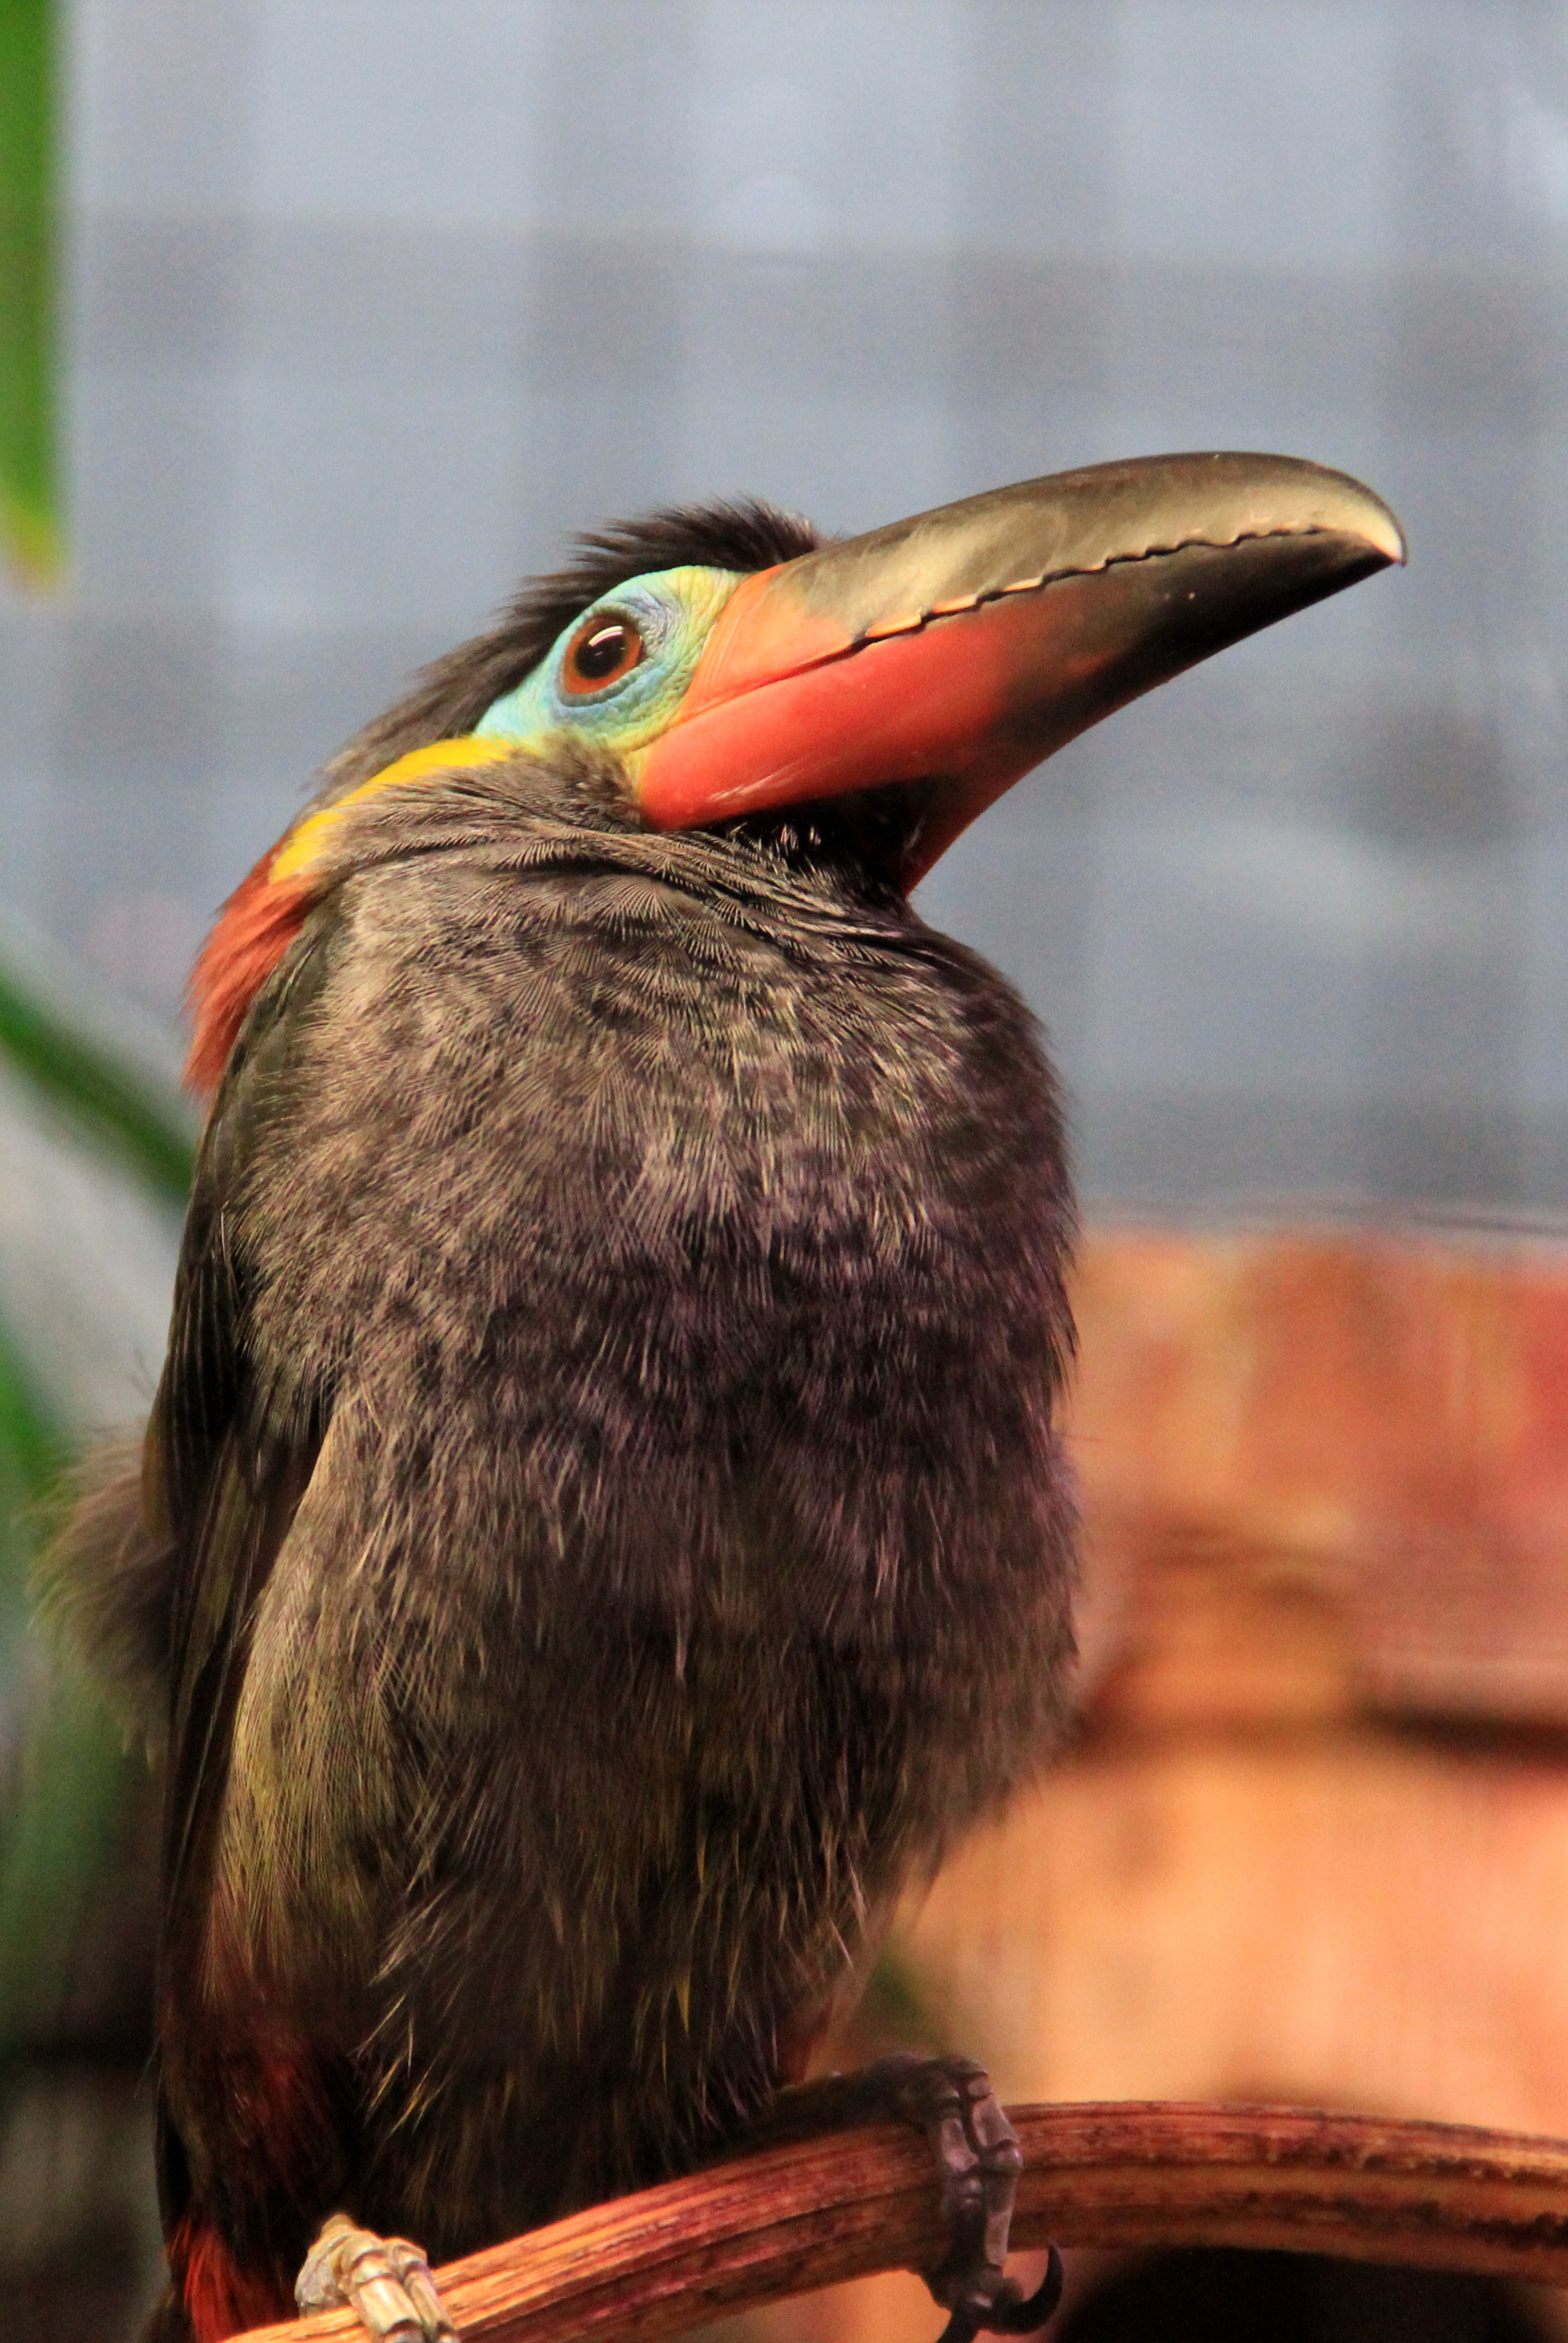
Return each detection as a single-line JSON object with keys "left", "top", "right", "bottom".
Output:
{"left": 172, "top": 2215, "right": 291, "bottom": 2343}
{"left": 186, "top": 852, "right": 314, "bottom": 1096}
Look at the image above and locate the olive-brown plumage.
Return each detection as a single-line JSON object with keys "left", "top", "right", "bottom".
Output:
{"left": 45, "top": 462, "right": 1403, "bottom": 2342}
{"left": 56, "top": 503, "right": 1077, "bottom": 2340}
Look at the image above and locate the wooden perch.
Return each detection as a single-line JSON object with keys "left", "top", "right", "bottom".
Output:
{"left": 236, "top": 2100, "right": 1568, "bottom": 2342}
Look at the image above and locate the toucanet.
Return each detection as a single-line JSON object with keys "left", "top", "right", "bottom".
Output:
{"left": 44, "top": 452, "right": 1403, "bottom": 2342}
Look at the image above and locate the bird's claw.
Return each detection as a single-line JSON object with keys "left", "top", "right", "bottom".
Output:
{"left": 296, "top": 2211, "right": 456, "bottom": 2342}
{"left": 861, "top": 2054, "right": 1063, "bottom": 2342}
{"left": 931, "top": 2251, "right": 1066, "bottom": 2343}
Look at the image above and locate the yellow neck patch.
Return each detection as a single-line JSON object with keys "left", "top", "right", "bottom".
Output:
{"left": 270, "top": 735, "right": 519, "bottom": 883}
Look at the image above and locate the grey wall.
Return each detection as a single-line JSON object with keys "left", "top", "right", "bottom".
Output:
{"left": 4, "top": 0, "right": 1567, "bottom": 1215}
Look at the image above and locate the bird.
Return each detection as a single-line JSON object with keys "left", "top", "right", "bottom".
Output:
{"left": 41, "top": 453, "right": 1403, "bottom": 2343}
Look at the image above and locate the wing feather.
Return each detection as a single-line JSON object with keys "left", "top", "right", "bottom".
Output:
{"left": 150, "top": 929, "right": 339, "bottom": 2243}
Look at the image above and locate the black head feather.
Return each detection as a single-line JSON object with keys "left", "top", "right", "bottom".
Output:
{"left": 323, "top": 499, "right": 820, "bottom": 799}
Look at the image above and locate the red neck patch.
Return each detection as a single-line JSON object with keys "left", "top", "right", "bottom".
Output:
{"left": 186, "top": 849, "right": 315, "bottom": 1097}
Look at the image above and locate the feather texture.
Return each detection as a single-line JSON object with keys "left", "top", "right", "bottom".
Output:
{"left": 49, "top": 505, "right": 1078, "bottom": 2340}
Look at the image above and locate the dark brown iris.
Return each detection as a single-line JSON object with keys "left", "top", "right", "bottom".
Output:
{"left": 562, "top": 611, "right": 645, "bottom": 696}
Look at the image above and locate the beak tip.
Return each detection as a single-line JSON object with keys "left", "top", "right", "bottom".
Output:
{"left": 1370, "top": 511, "right": 1408, "bottom": 567}
{"left": 1321, "top": 469, "right": 1405, "bottom": 569}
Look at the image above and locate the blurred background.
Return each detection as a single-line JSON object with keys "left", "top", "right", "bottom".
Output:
{"left": 8, "top": 2, "right": 1568, "bottom": 2338}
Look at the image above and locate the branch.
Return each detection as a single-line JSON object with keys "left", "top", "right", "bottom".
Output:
{"left": 237, "top": 2100, "right": 1568, "bottom": 2343}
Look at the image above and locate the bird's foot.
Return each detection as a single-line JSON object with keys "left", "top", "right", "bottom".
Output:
{"left": 870, "top": 2054, "right": 1063, "bottom": 2343}
{"left": 759, "top": 2051, "right": 1063, "bottom": 2343}
{"left": 296, "top": 2212, "right": 456, "bottom": 2342}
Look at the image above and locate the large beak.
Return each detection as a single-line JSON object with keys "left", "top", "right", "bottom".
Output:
{"left": 635, "top": 452, "right": 1404, "bottom": 887}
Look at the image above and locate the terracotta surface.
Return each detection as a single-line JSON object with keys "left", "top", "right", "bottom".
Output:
{"left": 1068, "top": 1228, "right": 1568, "bottom": 1720}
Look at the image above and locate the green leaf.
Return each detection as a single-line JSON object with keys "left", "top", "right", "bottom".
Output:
{"left": 0, "top": 1658, "right": 138, "bottom": 2058}
{"left": 0, "top": 946, "right": 187, "bottom": 2049}
{"left": 0, "top": 956, "right": 196, "bottom": 1206}
{"left": 0, "top": 1309, "right": 142, "bottom": 2058}
{"left": 0, "top": 1297, "right": 64, "bottom": 1515}
{"left": 0, "top": 1302, "right": 66, "bottom": 1672}
{"left": 0, "top": 0, "right": 62, "bottom": 584}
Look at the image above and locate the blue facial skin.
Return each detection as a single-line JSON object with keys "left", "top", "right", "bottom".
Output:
{"left": 474, "top": 566, "right": 744, "bottom": 763}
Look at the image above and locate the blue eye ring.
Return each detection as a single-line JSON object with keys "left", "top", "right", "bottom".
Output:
{"left": 561, "top": 607, "right": 646, "bottom": 699}
{"left": 474, "top": 565, "right": 743, "bottom": 752}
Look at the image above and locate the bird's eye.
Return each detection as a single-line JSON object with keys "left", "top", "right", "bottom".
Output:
{"left": 562, "top": 611, "right": 645, "bottom": 696}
